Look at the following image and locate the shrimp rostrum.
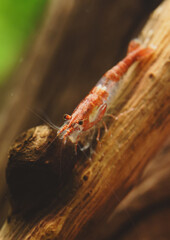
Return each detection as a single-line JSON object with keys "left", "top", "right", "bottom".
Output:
{"left": 57, "top": 40, "right": 153, "bottom": 149}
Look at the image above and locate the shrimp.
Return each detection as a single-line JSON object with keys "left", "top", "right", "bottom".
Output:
{"left": 57, "top": 40, "right": 153, "bottom": 148}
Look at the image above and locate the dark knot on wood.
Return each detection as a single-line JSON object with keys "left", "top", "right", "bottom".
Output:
{"left": 6, "top": 125, "right": 77, "bottom": 216}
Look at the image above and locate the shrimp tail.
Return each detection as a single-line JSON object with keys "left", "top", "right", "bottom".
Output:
{"left": 104, "top": 40, "right": 153, "bottom": 82}
{"left": 135, "top": 47, "right": 153, "bottom": 60}
{"left": 127, "top": 39, "right": 141, "bottom": 54}
{"left": 128, "top": 39, "right": 153, "bottom": 60}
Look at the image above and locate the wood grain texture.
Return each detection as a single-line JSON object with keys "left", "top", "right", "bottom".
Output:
{"left": 0, "top": 0, "right": 170, "bottom": 239}
{"left": 0, "top": 0, "right": 161, "bottom": 226}
{"left": 97, "top": 137, "right": 170, "bottom": 240}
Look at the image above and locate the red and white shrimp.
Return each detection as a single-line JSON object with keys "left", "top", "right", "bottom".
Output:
{"left": 57, "top": 40, "right": 152, "bottom": 148}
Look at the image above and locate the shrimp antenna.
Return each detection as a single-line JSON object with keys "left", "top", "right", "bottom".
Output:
{"left": 27, "top": 107, "right": 59, "bottom": 130}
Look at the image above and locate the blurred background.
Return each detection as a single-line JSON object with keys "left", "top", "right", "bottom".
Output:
{"left": 0, "top": 0, "right": 47, "bottom": 226}
{"left": 0, "top": 0, "right": 46, "bottom": 83}
{"left": 0, "top": 0, "right": 163, "bottom": 228}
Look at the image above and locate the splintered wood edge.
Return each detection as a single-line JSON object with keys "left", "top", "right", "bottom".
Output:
{"left": 1, "top": 1, "right": 170, "bottom": 240}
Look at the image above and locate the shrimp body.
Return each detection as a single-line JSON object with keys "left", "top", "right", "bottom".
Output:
{"left": 57, "top": 40, "right": 152, "bottom": 144}
{"left": 58, "top": 84, "right": 108, "bottom": 143}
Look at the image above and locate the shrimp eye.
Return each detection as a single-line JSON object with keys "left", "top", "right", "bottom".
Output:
{"left": 78, "top": 120, "right": 83, "bottom": 125}
{"left": 63, "top": 114, "right": 71, "bottom": 120}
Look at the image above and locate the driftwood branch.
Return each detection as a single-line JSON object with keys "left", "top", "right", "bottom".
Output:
{"left": 0, "top": 0, "right": 161, "bottom": 226}
{"left": 0, "top": 0, "right": 170, "bottom": 239}
{"left": 0, "top": 0, "right": 160, "bottom": 216}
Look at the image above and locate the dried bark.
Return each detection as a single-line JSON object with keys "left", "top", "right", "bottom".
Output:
{"left": 0, "top": 0, "right": 169, "bottom": 239}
